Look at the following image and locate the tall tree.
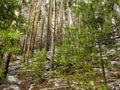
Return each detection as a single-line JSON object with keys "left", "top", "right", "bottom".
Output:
{"left": 46, "top": 0, "right": 52, "bottom": 51}
{"left": 58, "top": 0, "right": 64, "bottom": 45}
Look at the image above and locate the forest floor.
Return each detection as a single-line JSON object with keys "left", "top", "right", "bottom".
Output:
{"left": 0, "top": 55, "right": 120, "bottom": 90}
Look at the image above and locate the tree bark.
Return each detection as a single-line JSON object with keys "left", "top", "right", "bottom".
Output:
{"left": 98, "top": 43, "right": 107, "bottom": 86}
{"left": 3, "top": 54, "right": 11, "bottom": 78}
{"left": 46, "top": 0, "right": 52, "bottom": 51}
{"left": 40, "top": 18, "right": 45, "bottom": 50}
{"left": 58, "top": 0, "right": 64, "bottom": 45}
{"left": 31, "top": 0, "right": 42, "bottom": 53}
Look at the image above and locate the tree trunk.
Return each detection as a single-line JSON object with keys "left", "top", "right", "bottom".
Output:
{"left": 28, "top": 0, "right": 38, "bottom": 54}
{"left": 50, "top": 0, "right": 56, "bottom": 70}
{"left": 58, "top": 0, "right": 64, "bottom": 45}
{"left": 46, "top": 0, "right": 52, "bottom": 51}
{"left": 40, "top": 18, "right": 45, "bottom": 50}
{"left": 3, "top": 54, "right": 11, "bottom": 78}
{"left": 31, "top": 0, "right": 42, "bottom": 53}
{"left": 98, "top": 43, "right": 107, "bottom": 87}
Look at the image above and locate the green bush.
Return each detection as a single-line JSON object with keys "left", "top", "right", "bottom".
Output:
{"left": 0, "top": 68, "right": 6, "bottom": 84}
{"left": 21, "top": 49, "right": 47, "bottom": 78}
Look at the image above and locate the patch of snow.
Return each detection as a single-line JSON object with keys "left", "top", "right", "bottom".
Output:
{"left": 111, "top": 61, "right": 119, "bottom": 65}
{"left": 8, "top": 75, "right": 18, "bottom": 83}
{"left": 18, "top": 81, "right": 22, "bottom": 85}
{"left": 9, "top": 85, "right": 20, "bottom": 90}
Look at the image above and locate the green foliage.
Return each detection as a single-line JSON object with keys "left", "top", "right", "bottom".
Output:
{"left": 55, "top": 32, "right": 102, "bottom": 87}
{"left": 0, "top": 29, "right": 21, "bottom": 54}
{"left": 0, "top": 0, "right": 25, "bottom": 54}
{"left": 55, "top": 0, "right": 119, "bottom": 89}
{"left": 0, "top": 0, "right": 25, "bottom": 83}
{"left": 0, "top": 68, "right": 6, "bottom": 84}
{"left": 21, "top": 49, "right": 47, "bottom": 78}
{"left": 33, "top": 49, "right": 47, "bottom": 77}
{"left": 0, "top": 0, "right": 22, "bottom": 29}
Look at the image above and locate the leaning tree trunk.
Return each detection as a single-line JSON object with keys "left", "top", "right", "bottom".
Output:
{"left": 3, "top": 54, "right": 12, "bottom": 78}
{"left": 98, "top": 42, "right": 107, "bottom": 87}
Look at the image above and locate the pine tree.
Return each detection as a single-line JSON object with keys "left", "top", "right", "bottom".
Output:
{"left": 55, "top": 0, "right": 119, "bottom": 89}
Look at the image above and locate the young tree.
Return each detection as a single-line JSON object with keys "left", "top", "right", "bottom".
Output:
{"left": 55, "top": 0, "right": 119, "bottom": 89}
{"left": 0, "top": 0, "right": 24, "bottom": 82}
